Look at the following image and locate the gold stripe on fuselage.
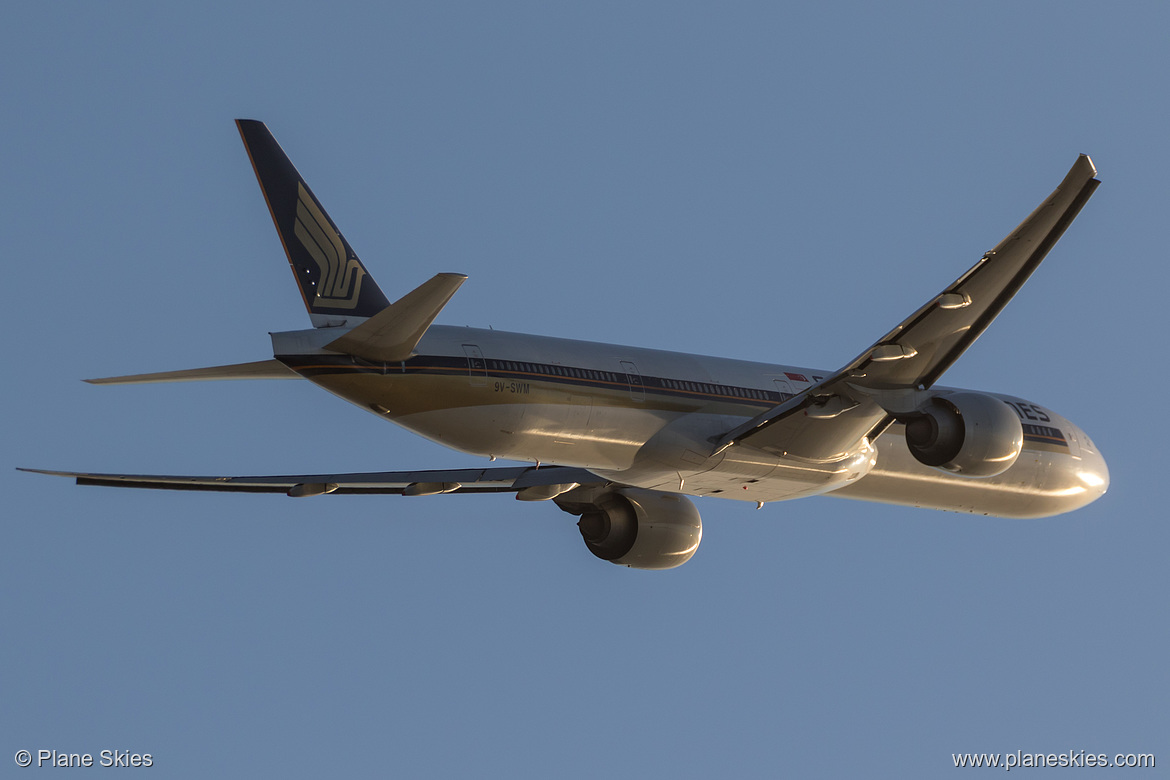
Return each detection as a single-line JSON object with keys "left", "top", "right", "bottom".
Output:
{"left": 295, "top": 362, "right": 772, "bottom": 419}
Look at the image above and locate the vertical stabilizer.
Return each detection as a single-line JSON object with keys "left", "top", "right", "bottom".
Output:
{"left": 236, "top": 119, "right": 391, "bottom": 327}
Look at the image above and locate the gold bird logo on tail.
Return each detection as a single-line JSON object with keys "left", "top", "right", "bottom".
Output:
{"left": 293, "top": 182, "right": 364, "bottom": 309}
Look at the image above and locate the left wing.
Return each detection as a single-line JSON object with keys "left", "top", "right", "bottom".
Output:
{"left": 829, "top": 153, "right": 1098, "bottom": 392}
{"left": 19, "top": 465, "right": 603, "bottom": 500}
{"left": 716, "top": 154, "right": 1099, "bottom": 461}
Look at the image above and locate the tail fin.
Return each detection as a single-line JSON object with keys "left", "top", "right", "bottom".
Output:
{"left": 236, "top": 119, "right": 391, "bottom": 327}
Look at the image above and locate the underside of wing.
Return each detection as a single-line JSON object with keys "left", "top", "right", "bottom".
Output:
{"left": 19, "top": 465, "right": 604, "bottom": 499}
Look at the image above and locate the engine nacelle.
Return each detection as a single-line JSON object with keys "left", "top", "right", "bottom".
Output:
{"left": 573, "top": 488, "right": 702, "bottom": 570}
{"left": 902, "top": 392, "right": 1023, "bottom": 478}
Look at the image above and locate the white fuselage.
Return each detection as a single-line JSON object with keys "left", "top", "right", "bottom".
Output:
{"left": 271, "top": 324, "right": 1108, "bottom": 518}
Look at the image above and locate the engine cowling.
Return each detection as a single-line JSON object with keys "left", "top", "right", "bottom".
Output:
{"left": 573, "top": 488, "right": 702, "bottom": 570}
{"left": 902, "top": 392, "right": 1023, "bottom": 478}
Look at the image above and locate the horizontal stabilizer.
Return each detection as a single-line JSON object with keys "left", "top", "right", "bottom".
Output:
{"left": 325, "top": 273, "right": 467, "bottom": 362}
{"left": 19, "top": 464, "right": 601, "bottom": 496}
{"left": 85, "top": 359, "right": 299, "bottom": 385}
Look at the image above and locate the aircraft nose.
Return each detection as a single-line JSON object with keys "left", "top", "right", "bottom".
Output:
{"left": 1064, "top": 420, "right": 1109, "bottom": 508}
{"left": 1027, "top": 419, "right": 1108, "bottom": 517}
{"left": 1076, "top": 439, "right": 1109, "bottom": 502}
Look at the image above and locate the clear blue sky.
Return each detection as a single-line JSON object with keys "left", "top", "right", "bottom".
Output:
{"left": 3, "top": 3, "right": 1165, "bottom": 777}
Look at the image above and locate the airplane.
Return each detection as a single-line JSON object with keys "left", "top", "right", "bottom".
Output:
{"left": 22, "top": 120, "right": 1109, "bottom": 570}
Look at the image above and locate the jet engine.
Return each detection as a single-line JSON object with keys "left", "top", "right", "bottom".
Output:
{"left": 902, "top": 392, "right": 1023, "bottom": 477}
{"left": 559, "top": 487, "right": 702, "bottom": 570}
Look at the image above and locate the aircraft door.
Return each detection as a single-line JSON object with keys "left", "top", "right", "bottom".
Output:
{"left": 463, "top": 344, "right": 488, "bottom": 387}
{"left": 620, "top": 360, "right": 645, "bottom": 402}
{"left": 773, "top": 378, "right": 794, "bottom": 399}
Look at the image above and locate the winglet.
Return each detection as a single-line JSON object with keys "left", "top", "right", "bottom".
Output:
{"left": 325, "top": 273, "right": 467, "bottom": 362}
{"left": 236, "top": 119, "right": 391, "bottom": 327}
{"left": 1069, "top": 153, "right": 1096, "bottom": 183}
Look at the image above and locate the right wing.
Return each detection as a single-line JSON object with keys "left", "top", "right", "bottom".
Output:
{"left": 19, "top": 465, "right": 604, "bottom": 500}
{"left": 716, "top": 154, "right": 1099, "bottom": 462}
